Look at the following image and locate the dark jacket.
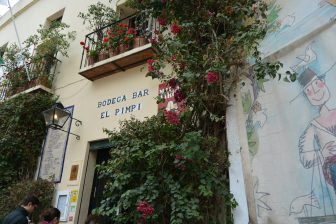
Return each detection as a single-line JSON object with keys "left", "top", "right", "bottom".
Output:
{"left": 3, "top": 206, "right": 29, "bottom": 224}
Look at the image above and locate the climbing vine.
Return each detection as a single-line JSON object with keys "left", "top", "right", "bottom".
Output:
{"left": 94, "top": 0, "right": 295, "bottom": 223}
{"left": 0, "top": 93, "right": 56, "bottom": 221}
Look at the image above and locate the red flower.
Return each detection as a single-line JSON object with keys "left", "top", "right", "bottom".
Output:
{"left": 164, "top": 110, "right": 180, "bottom": 125}
{"left": 103, "top": 37, "right": 109, "bottom": 43}
{"left": 171, "top": 55, "right": 177, "bottom": 62}
{"left": 126, "top": 28, "right": 136, "bottom": 35}
{"left": 175, "top": 155, "right": 185, "bottom": 160}
{"left": 80, "top": 41, "right": 85, "bottom": 46}
{"left": 147, "top": 59, "right": 155, "bottom": 65}
{"left": 168, "top": 78, "right": 177, "bottom": 89}
{"left": 158, "top": 18, "right": 167, "bottom": 26}
{"left": 125, "top": 37, "right": 129, "bottom": 42}
{"left": 148, "top": 65, "right": 155, "bottom": 72}
{"left": 207, "top": 71, "right": 219, "bottom": 84}
{"left": 137, "top": 201, "right": 154, "bottom": 218}
{"left": 84, "top": 46, "right": 89, "bottom": 51}
{"left": 171, "top": 23, "right": 181, "bottom": 35}
{"left": 174, "top": 89, "right": 185, "bottom": 102}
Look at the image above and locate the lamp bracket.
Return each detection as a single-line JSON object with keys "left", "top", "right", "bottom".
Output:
{"left": 50, "top": 126, "right": 80, "bottom": 140}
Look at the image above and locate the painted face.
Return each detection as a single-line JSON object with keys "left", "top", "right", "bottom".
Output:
{"left": 304, "top": 78, "right": 330, "bottom": 106}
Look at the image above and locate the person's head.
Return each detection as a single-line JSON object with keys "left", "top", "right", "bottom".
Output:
{"left": 299, "top": 68, "right": 330, "bottom": 106}
{"left": 21, "top": 195, "right": 40, "bottom": 214}
{"left": 85, "top": 214, "right": 100, "bottom": 224}
{"left": 40, "top": 207, "right": 61, "bottom": 224}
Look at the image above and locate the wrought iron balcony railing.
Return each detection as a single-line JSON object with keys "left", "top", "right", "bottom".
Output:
{"left": 0, "top": 56, "right": 59, "bottom": 101}
{"left": 79, "top": 14, "right": 158, "bottom": 80}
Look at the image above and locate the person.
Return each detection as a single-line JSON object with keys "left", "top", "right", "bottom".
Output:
{"left": 39, "top": 207, "right": 61, "bottom": 224}
{"left": 3, "top": 195, "right": 40, "bottom": 224}
{"left": 85, "top": 214, "right": 101, "bottom": 224}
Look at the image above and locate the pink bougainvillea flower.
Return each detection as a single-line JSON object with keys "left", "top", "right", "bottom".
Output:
{"left": 80, "top": 41, "right": 85, "bottom": 46}
{"left": 164, "top": 110, "right": 180, "bottom": 125}
{"left": 148, "top": 65, "right": 155, "bottom": 72}
{"left": 137, "top": 201, "right": 154, "bottom": 218}
{"left": 158, "top": 18, "right": 167, "bottom": 26}
{"left": 168, "top": 78, "right": 177, "bottom": 89}
{"left": 174, "top": 89, "right": 185, "bottom": 102}
{"left": 171, "top": 23, "right": 182, "bottom": 35}
{"left": 206, "top": 71, "right": 219, "bottom": 84}
{"left": 147, "top": 59, "right": 155, "bottom": 65}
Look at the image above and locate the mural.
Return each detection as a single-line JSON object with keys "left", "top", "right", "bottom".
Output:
{"left": 238, "top": 1, "right": 336, "bottom": 223}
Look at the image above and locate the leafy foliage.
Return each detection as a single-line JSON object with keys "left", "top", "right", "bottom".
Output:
{"left": 0, "top": 93, "right": 55, "bottom": 191}
{"left": 78, "top": 2, "right": 119, "bottom": 32}
{"left": 95, "top": 116, "right": 235, "bottom": 224}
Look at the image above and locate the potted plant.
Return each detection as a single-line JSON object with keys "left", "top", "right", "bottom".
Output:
{"left": 116, "top": 23, "right": 132, "bottom": 53}
{"left": 24, "top": 21, "right": 76, "bottom": 84}
{"left": 98, "top": 37, "right": 110, "bottom": 61}
{"left": 87, "top": 48, "right": 99, "bottom": 65}
{"left": 106, "top": 25, "right": 120, "bottom": 57}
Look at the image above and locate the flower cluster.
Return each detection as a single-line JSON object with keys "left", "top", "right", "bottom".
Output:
{"left": 137, "top": 201, "right": 154, "bottom": 220}
{"left": 164, "top": 110, "right": 180, "bottom": 125}
{"left": 173, "top": 89, "right": 184, "bottom": 102}
{"left": 147, "top": 59, "right": 156, "bottom": 72}
{"left": 206, "top": 71, "right": 219, "bottom": 84}
{"left": 168, "top": 78, "right": 177, "bottom": 89}
{"left": 171, "top": 23, "right": 182, "bottom": 35}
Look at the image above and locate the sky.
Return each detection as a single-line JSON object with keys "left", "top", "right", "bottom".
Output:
{"left": 0, "top": 0, "right": 20, "bottom": 17}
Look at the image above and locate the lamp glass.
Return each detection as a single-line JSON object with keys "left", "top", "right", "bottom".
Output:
{"left": 43, "top": 106, "right": 70, "bottom": 128}
{"left": 53, "top": 107, "right": 70, "bottom": 128}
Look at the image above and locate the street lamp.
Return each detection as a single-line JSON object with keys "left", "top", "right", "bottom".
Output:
{"left": 42, "top": 103, "right": 82, "bottom": 140}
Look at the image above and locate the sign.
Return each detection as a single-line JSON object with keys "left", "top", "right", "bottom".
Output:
{"left": 38, "top": 106, "right": 74, "bottom": 182}
{"left": 97, "top": 89, "right": 150, "bottom": 119}
{"left": 69, "top": 164, "right": 79, "bottom": 181}
{"left": 70, "top": 190, "right": 78, "bottom": 203}
{"left": 158, "top": 83, "right": 184, "bottom": 111}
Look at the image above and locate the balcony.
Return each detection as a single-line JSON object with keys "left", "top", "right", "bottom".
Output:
{"left": 0, "top": 56, "right": 59, "bottom": 101}
{"left": 78, "top": 14, "right": 158, "bottom": 81}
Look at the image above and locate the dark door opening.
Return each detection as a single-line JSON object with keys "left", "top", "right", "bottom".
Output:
{"left": 88, "top": 148, "right": 110, "bottom": 223}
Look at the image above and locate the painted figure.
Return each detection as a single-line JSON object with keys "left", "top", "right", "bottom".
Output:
{"left": 298, "top": 68, "right": 336, "bottom": 191}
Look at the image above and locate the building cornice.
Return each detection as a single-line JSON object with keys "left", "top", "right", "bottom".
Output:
{"left": 0, "top": 0, "right": 40, "bottom": 30}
